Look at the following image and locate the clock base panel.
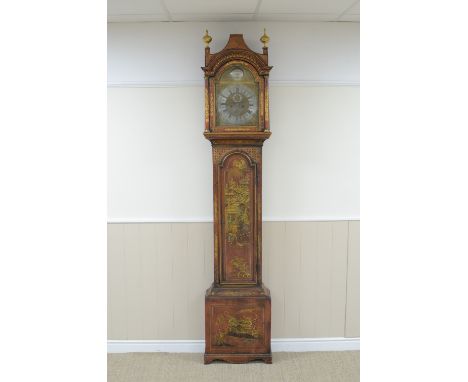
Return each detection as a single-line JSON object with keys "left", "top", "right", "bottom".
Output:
{"left": 204, "top": 284, "right": 272, "bottom": 364}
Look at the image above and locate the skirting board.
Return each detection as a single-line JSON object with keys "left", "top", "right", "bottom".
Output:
{"left": 107, "top": 338, "right": 359, "bottom": 353}
{"left": 107, "top": 217, "right": 360, "bottom": 223}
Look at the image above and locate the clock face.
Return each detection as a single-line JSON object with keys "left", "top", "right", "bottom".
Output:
{"left": 215, "top": 66, "right": 259, "bottom": 127}
{"left": 217, "top": 84, "right": 258, "bottom": 125}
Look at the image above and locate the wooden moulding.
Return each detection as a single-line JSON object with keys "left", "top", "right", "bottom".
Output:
{"left": 204, "top": 131, "right": 271, "bottom": 144}
{"left": 204, "top": 353, "right": 272, "bottom": 365}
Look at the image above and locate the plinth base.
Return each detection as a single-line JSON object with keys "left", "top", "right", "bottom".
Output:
{"left": 204, "top": 284, "right": 272, "bottom": 364}
{"left": 204, "top": 353, "right": 272, "bottom": 364}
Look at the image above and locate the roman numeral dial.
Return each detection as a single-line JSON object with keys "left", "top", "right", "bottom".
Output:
{"left": 217, "top": 84, "right": 258, "bottom": 125}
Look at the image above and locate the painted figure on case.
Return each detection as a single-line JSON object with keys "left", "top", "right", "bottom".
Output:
{"left": 215, "top": 308, "right": 260, "bottom": 346}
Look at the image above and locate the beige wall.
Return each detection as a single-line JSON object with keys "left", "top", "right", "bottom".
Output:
{"left": 108, "top": 220, "right": 359, "bottom": 340}
{"left": 108, "top": 86, "right": 360, "bottom": 222}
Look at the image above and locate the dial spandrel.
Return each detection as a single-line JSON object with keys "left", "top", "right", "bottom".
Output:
{"left": 215, "top": 66, "right": 259, "bottom": 127}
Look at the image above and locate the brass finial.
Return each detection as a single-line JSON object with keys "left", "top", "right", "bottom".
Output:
{"left": 203, "top": 30, "right": 212, "bottom": 47}
{"left": 260, "top": 28, "right": 270, "bottom": 47}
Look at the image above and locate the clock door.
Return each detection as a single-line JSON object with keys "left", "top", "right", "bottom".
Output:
{"left": 219, "top": 152, "right": 257, "bottom": 285}
{"left": 213, "top": 63, "right": 263, "bottom": 131}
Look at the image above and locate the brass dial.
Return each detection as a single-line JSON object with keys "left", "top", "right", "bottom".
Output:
{"left": 217, "top": 84, "right": 258, "bottom": 125}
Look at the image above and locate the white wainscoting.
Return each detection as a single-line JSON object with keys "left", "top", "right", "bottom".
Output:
{"left": 108, "top": 221, "right": 360, "bottom": 341}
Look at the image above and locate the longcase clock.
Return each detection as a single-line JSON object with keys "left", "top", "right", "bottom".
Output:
{"left": 202, "top": 31, "right": 273, "bottom": 364}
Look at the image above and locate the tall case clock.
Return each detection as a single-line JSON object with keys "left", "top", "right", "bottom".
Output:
{"left": 202, "top": 31, "right": 273, "bottom": 364}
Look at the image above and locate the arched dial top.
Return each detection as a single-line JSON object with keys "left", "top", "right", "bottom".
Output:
{"left": 215, "top": 65, "right": 259, "bottom": 127}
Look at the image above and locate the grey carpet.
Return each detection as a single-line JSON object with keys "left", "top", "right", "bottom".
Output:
{"left": 108, "top": 351, "right": 360, "bottom": 382}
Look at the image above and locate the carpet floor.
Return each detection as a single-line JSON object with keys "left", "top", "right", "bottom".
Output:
{"left": 108, "top": 351, "right": 360, "bottom": 382}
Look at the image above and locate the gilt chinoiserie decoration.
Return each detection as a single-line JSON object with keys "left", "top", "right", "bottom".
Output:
{"left": 202, "top": 31, "right": 273, "bottom": 364}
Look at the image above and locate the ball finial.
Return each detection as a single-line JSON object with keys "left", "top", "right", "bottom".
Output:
{"left": 260, "top": 28, "right": 270, "bottom": 47}
{"left": 203, "top": 30, "right": 212, "bottom": 47}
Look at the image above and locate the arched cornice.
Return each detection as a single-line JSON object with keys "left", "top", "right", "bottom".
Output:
{"left": 205, "top": 51, "right": 272, "bottom": 76}
{"left": 202, "top": 34, "right": 272, "bottom": 77}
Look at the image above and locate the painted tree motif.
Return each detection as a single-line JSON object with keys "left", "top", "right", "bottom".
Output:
{"left": 224, "top": 158, "right": 251, "bottom": 246}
